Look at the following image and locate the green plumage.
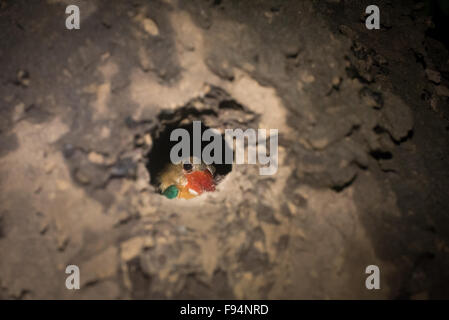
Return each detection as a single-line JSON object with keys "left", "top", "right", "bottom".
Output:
{"left": 163, "top": 185, "right": 179, "bottom": 199}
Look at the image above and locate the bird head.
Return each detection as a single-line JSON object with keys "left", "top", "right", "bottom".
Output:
{"left": 158, "top": 158, "right": 216, "bottom": 199}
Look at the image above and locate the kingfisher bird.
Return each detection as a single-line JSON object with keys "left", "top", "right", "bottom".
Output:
{"left": 157, "top": 158, "right": 216, "bottom": 199}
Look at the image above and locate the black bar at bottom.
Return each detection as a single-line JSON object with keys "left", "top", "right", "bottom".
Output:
{"left": 1, "top": 300, "right": 447, "bottom": 318}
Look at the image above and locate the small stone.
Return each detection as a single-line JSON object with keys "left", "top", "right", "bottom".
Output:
{"left": 332, "top": 76, "right": 342, "bottom": 87}
{"left": 287, "top": 201, "right": 298, "bottom": 215}
{"left": 100, "top": 126, "right": 111, "bottom": 138}
{"left": 141, "top": 18, "right": 159, "bottom": 36}
{"left": 88, "top": 151, "right": 105, "bottom": 165}
{"left": 144, "top": 134, "right": 153, "bottom": 147}
{"left": 381, "top": 93, "right": 414, "bottom": 142}
{"left": 301, "top": 71, "right": 315, "bottom": 83}
{"left": 425, "top": 69, "right": 441, "bottom": 84}
{"left": 309, "top": 137, "right": 329, "bottom": 150}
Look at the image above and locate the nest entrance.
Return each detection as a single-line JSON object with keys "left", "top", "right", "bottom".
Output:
{"left": 144, "top": 86, "right": 258, "bottom": 198}
{"left": 146, "top": 121, "right": 232, "bottom": 192}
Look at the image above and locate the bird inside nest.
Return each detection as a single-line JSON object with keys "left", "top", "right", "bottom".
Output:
{"left": 157, "top": 157, "right": 216, "bottom": 199}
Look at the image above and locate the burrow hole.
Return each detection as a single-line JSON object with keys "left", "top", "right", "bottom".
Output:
{"left": 145, "top": 87, "right": 258, "bottom": 198}
{"left": 147, "top": 120, "right": 233, "bottom": 192}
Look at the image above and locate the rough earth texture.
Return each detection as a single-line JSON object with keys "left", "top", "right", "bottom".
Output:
{"left": 0, "top": 0, "right": 448, "bottom": 299}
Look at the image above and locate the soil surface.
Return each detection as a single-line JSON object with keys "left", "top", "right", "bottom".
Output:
{"left": 0, "top": 0, "right": 448, "bottom": 299}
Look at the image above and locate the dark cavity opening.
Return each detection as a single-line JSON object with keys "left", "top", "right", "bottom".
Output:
{"left": 147, "top": 121, "right": 233, "bottom": 191}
